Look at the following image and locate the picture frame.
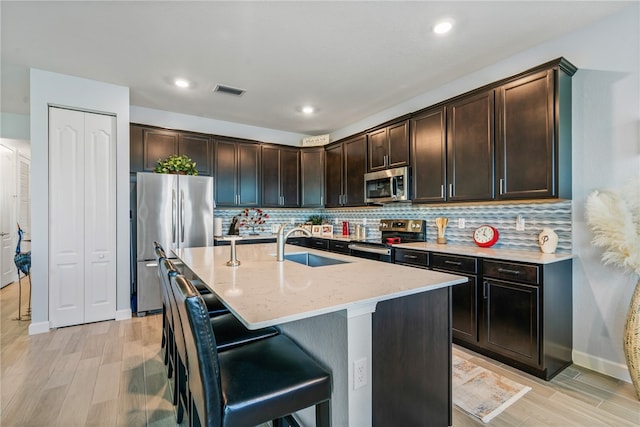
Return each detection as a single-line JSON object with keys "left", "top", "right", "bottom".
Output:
{"left": 321, "top": 225, "right": 334, "bottom": 236}
{"left": 311, "top": 225, "right": 322, "bottom": 236}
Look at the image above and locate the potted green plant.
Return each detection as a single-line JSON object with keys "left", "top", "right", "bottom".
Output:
{"left": 154, "top": 154, "right": 198, "bottom": 175}
{"left": 308, "top": 215, "right": 325, "bottom": 225}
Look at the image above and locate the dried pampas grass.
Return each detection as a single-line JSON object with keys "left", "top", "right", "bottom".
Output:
{"left": 586, "top": 180, "right": 640, "bottom": 276}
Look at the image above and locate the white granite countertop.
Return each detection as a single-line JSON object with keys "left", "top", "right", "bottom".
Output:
{"left": 393, "top": 242, "right": 574, "bottom": 264}
{"left": 173, "top": 243, "right": 467, "bottom": 329}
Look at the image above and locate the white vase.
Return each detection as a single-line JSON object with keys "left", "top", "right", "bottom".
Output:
{"left": 538, "top": 228, "right": 558, "bottom": 254}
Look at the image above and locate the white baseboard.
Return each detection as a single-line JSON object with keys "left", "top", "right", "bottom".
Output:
{"left": 115, "top": 308, "right": 132, "bottom": 321}
{"left": 572, "top": 350, "right": 631, "bottom": 383}
{"left": 28, "top": 321, "right": 50, "bottom": 335}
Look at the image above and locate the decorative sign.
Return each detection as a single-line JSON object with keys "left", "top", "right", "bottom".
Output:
{"left": 302, "top": 134, "right": 331, "bottom": 146}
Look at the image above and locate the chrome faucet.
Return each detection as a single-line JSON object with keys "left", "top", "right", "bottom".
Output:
{"left": 277, "top": 224, "right": 312, "bottom": 261}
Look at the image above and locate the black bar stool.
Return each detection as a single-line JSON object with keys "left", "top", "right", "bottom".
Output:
{"left": 163, "top": 264, "right": 278, "bottom": 423}
{"left": 174, "top": 274, "right": 332, "bottom": 427}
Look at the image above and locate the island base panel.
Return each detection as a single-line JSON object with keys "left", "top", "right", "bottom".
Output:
{"left": 373, "top": 287, "right": 452, "bottom": 427}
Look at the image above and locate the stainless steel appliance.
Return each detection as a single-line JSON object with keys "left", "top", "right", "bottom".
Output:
{"left": 364, "top": 166, "right": 410, "bottom": 204}
{"left": 135, "top": 172, "right": 213, "bottom": 314}
{"left": 348, "top": 219, "right": 426, "bottom": 262}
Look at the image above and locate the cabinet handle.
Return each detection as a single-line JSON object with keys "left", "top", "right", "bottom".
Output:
{"left": 321, "top": 196, "right": 323, "bottom": 205}
{"left": 384, "top": 155, "right": 388, "bottom": 166}
{"left": 499, "top": 178, "right": 504, "bottom": 195}
{"left": 335, "top": 244, "right": 345, "bottom": 248}
{"left": 498, "top": 268, "right": 521, "bottom": 275}
{"left": 440, "top": 185, "right": 444, "bottom": 199}
{"left": 403, "top": 254, "right": 418, "bottom": 259}
{"left": 448, "top": 184, "right": 453, "bottom": 198}
{"left": 483, "top": 281, "right": 489, "bottom": 299}
{"left": 444, "top": 260, "right": 462, "bottom": 266}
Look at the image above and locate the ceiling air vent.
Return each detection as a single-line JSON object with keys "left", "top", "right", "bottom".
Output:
{"left": 213, "top": 84, "right": 246, "bottom": 97}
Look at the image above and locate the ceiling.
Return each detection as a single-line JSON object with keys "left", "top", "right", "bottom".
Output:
{"left": 0, "top": 1, "right": 631, "bottom": 136}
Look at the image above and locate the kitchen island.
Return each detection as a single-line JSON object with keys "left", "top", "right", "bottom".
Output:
{"left": 174, "top": 243, "right": 467, "bottom": 426}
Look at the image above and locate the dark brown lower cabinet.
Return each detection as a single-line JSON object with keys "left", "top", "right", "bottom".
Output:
{"left": 432, "top": 253, "right": 478, "bottom": 345}
{"left": 472, "top": 259, "right": 573, "bottom": 380}
{"left": 482, "top": 279, "right": 539, "bottom": 367}
{"left": 373, "top": 287, "right": 451, "bottom": 427}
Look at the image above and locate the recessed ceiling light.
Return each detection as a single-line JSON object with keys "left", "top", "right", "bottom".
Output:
{"left": 433, "top": 21, "right": 453, "bottom": 35}
{"left": 302, "top": 106, "right": 315, "bottom": 114}
{"left": 174, "top": 78, "right": 190, "bottom": 88}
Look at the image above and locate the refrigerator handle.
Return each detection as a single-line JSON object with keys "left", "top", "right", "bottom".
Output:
{"left": 172, "top": 189, "right": 177, "bottom": 244}
{"left": 180, "top": 189, "right": 185, "bottom": 244}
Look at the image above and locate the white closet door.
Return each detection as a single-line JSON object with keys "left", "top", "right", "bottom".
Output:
{"left": 0, "top": 144, "right": 17, "bottom": 288}
{"left": 49, "top": 108, "right": 85, "bottom": 327}
{"left": 83, "top": 113, "right": 116, "bottom": 322}
{"left": 49, "top": 107, "right": 116, "bottom": 327}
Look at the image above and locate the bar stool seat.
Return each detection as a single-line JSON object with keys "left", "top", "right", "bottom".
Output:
{"left": 218, "top": 335, "right": 332, "bottom": 426}
{"left": 200, "top": 292, "right": 230, "bottom": 317}
{"left": 211, "top": 313, "right": 278, "bottom": 352}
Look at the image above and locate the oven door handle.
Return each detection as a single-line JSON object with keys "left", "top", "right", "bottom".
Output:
{"left": 348, "top": 244, "right": 391, "bottom": 256}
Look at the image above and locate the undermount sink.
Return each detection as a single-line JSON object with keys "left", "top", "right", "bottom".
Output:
{"left": 284, "top": 252, "right": 351, "bottom": 267}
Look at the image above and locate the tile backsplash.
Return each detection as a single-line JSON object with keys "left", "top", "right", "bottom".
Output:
{"left": 215, "top": 199, "right": 572, "bottom": 253}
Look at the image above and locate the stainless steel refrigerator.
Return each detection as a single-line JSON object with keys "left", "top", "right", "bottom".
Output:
{"left": 135, "top": 172, "right": 213, "bottom": 314}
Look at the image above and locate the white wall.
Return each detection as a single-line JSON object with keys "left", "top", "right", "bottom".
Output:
{"left": 0, "top": 112, "right": 30, "bottom": 140}
{"left": 29, "top": 69, "right": 131, "bottom": 334}
{"left": 332, "top": 5, "right": 640, "bottom": 382}
{"left": 130, "top": 105, "right": 307, "bottom": 147}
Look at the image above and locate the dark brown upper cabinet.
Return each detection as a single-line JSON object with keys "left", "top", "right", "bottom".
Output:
{"left": 130, "top": 124, "right": 144, "bottom": 173}
{"left": 300, "top": 147, "right": 325, "bottom": 207}
{"left": 214, "top": 138, "right": 261, "bottom": 207}
{"left": 411, "top": 106, "right": 447, "bottom": 203}
{"left": 261, "top": 145, "right": 300, "bottom": 207}
{"left": 495, "top": 59, "right": 575, "bottom": 200}
{"left": 179, "top": 132, "right": 213, "bottom": 176}
{"left": 446, "top": 89, "right": 495, "bottom": 202}
{"left": 325, "top": 134, "right": 367, "bottom": 207}
{"left": 367, "top": 119, "right": 410, "bottom": 172}
{"left": 129, "top": 125, "right": 213, "bottom": 176}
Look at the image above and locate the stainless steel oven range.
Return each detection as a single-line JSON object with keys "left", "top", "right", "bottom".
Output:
{"left": 348, "top": 219, "right": 426, "bottom": 263}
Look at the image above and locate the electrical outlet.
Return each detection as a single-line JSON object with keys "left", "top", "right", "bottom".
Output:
{"left": 458, "top": 218, "right": 465, "bottom": 229}
{"left": 516, "top": 215, "right": 525, "bottom": 231}
{"left": 353, "top": 357, "right": 367, "bottom": 389}
{"left": 362, "top": 218, "right": 367, "bottom": 225}
{"left": 290, "top": 218, "right": 295, "bottom": 225}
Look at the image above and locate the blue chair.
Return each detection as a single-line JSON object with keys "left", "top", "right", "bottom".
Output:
{"left": 175, "top": 274, "right": 332, "bottom": 427}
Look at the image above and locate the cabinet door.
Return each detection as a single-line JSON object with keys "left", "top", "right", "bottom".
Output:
{"left": 301, "top": 148, "right": 324, "bottom": 207}
{"left": 129, "top": 125, "right": 144, "bottom": 173}
{"left": 143, "top": 128, "right": 178, "bottom": 172}
{"left": 343, "top": 135, "right": 367, "bottom": 206}
{"left": 280, "top": 147, "right": 299, "bottom": 207}
{"left": 451, "top": 275, "right": 478, "bottom": 344}
{"left": 261, "top": 145, "right": 281, "bottom": 206}
{"left": 447, "top": 90, "right": 495, "bottom": 201}
{"left": 237, "top": 142, "right": 260, "bottom": 206}
{"left": 411, "top": 107, "right": 446, "bottom": 203}
{"left": 214, "top": 139, "right": 237, "bottom": 206}
{"left": 367, "top": 128, "right": 388, "bottom": 172}
{"left": 483, "top": 279, "right": 540, "bottom": 367}
{"left": 325, "top": 143, "right": 343, "bottom": 207}
{"left": 387, "top": 120, "right": 409, "bottom": 168}
{"left": 179, "top": 132, "right": 212, "bottom": 176}
{"left": 496, "top": 70, "right": 554, "bottom": 199}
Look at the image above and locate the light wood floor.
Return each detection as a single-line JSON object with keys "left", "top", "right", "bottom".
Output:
{"left": 1, "top": 281, "right": 639, "bottom": 426}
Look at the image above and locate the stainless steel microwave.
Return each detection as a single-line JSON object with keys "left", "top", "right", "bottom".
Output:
{"left": 364, "top": 166, "right": 410, "bottom": 204}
